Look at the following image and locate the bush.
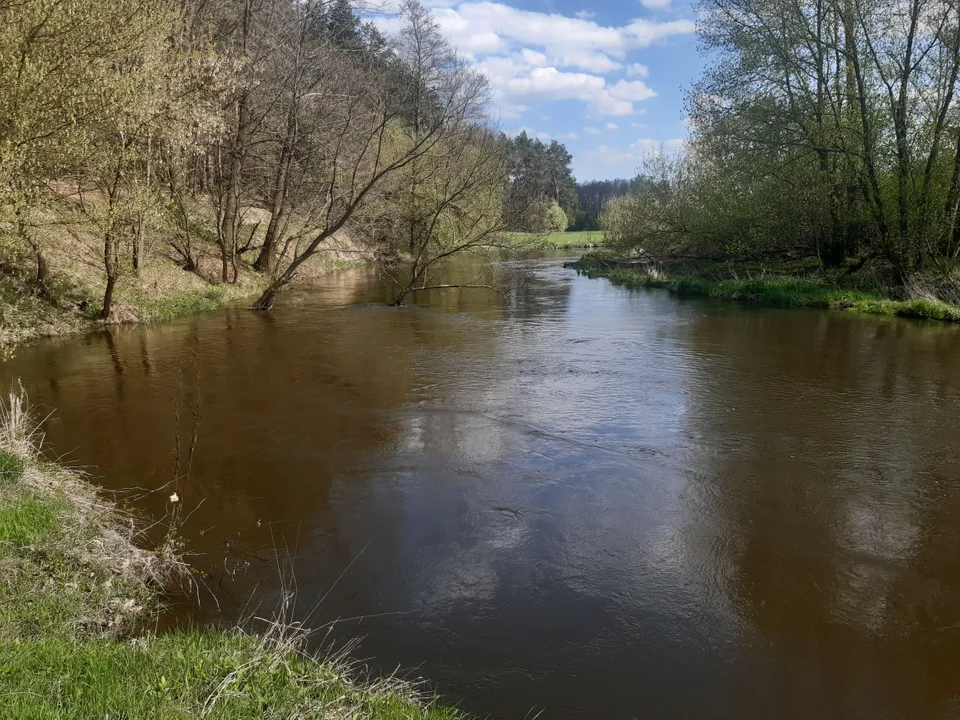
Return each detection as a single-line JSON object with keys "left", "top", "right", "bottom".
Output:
{"left": 544, "top": 200, "right": 569, "bottom": 232}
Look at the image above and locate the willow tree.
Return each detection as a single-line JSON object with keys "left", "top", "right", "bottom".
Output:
{"left": 75, "top": 2, "right": 202, "bottom": 318}
{"left": 689, "top": 0, "right": 960, "bottom": 273}
{"left": 249, "top": 0, "right": 500, "bottom": 310}
{"left": 0, "top": 0, "right": 151, "bottom": 292}
{"left": 378, "top": 0, "right": 508, "bottom": 305}
{"left": 0, "top": 0, "right": 208, "bottom": 316}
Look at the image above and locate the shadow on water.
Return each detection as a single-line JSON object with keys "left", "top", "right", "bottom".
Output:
{"left": 5, "top": 252, "right": 960, "bottom": 719}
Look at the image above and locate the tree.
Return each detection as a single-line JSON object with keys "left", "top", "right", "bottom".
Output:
{"left": 686, "top": 0, "right": 960, "bottom": 274}
{"left": 74, "top": 1, "right": 196, "bottom": 319}
{"left": 249, "top": 0, "right": 499, "bottom": 310}
{"left": 503, "top": 132, "right": 578, "bottom": 232}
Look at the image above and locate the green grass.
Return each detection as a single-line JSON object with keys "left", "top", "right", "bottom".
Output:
{"left": 0, "top": 498, "right": 58, "bottom": 545}
{"left": 133, "top": 286, "right": 232, "bottom": 323}
{"left": 0, "top": 388, "right": 474, "bottom": 720}
{"left": 0, "top": 450, "right": 24, "bottom": 484}
{"left": 505, "top": 231, "right": 606, "bottom": 249}
{"left": 575, "top": 255, "right": 960, "bottom": 322}
{"left": 0, "top": 633, "right": 467, "bottom": 720}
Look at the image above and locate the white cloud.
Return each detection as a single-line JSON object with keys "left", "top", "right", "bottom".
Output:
{"left": 605, "top": 122, "right": 619, "bottom": 130}
{"left": 641, "top": 0, "right": 673, "bottom": 9}
{"left": 575, "top": 9, "right": 596, "bottom": 20}
{"left": 433, "top": 2, "right": 628, "bottom": 65}
{"left": 625, "top": 18, "right": 696, "bottom": 46}
{"left": 481, "top": 64, "right": 657, "bottom": 116}
{"left": 478, "top": 58, "right": 658, "bottom": 117}
{"left": 559, "top": 131, "right": 580, "bottom": 140}
{"left": 506, "top": 126, "right": 552, "bottom": 141}
{"left": 502, "top": 67, "right": 606, "bottom": 101}
{"left": 374, "top": 2, "right": 693, "bottom": 120}
{"left": 607, "top": 79, "right": 656, "bottom": 102}
{"left": 520, "top": 48, "right": 548, "bottom": 67}
{"left": 584, "top": 127, "right": 602, "bottom": 134}
{"left": 585, "top": 137, "right": 685, "bottom": 166}
{"left": 555, "top": 50, "right": 623, "bottom": 73}
{"left": 628, "top": 137, "right": 685, "bottom": 154}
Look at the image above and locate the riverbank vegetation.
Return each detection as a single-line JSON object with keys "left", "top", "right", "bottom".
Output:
{"left": 593, "top": 0, "right": 960, "bottom": 318}
{"left": 577, "top": 253, "right": 960, "bottom": 321}
{"left": 0, "top": 386, "right": 468, "bottom": 719}
{"left": 506, "top": 231, "right": 606, "bottom": 249}
{"left": 0, "top": 0, "right": 580, "bottom": 342}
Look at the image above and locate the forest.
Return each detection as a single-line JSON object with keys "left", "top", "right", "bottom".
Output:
{"left": 597, "top": 0, "right": 960, "bottom": 313}
{"left": 0, "top": 0, "right": 578, "bottom": 330}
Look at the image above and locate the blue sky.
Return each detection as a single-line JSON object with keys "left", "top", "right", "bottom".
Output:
{"left": 376, "top": 0, "right": 705, "bottom": 181}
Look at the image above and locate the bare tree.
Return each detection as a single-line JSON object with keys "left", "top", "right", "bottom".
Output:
{"left": 250, "top": 0, "right": 495, "bottom": 310}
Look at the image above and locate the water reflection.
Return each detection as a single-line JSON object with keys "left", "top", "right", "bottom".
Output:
{"left": 4, "top": 256, "right": 960, "bottom": 719}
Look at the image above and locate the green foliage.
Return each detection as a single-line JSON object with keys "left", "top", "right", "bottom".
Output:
{"left": 0, "top": 450, "right": 24, "bottom": 484}
{"left": 502, "top": 231, "right": 605, "bottom": 249}
{"left": 544, "top": 200, "right": 569, "bottom": 232}
{"left": 134, "top": 287, "right": 230, "bottom": 323}
{"left": 672, "top": 0, "right": 960, "bottom": 276}
{"left": 581, "top": 264, "right": 960, "bottom": 323}
{"left": 503, "top": 132, "right": 578, "bottom": 231}
{"left": 0, "top": 499, "right": 58, "bottom": 546}
{"left": 572, "top": 178, "right": 637, "bottom": 231}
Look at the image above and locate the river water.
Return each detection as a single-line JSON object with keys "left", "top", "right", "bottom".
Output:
{"left": 6, "top": 254, "right": 960, "bottom": 719}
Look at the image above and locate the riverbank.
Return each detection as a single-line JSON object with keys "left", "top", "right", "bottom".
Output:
{"left": 0, "top": 208, "right": 368, "bottom": 354}
{"left": 506, "top": 230, "right": 605, "bottom": 249}
{"left": 0, "top": 387, "right": 467, "bottom": 719}
{"left": 575, "top": 252, "right": 960, "bottom": 322}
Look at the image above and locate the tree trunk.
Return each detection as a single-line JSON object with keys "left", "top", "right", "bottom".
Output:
{"left": 252, "top": 283, "right": 280, "bottom": 311}
{"left": 133, "top": 215, "right": 144, "bottom": 271}
{"left": 255, "top": 114, "right": 295, "bottom": 273}
{"left": 220, "top": 92, "right": 250, "bottom": 284}
{"left": 35, "top": 248, "right": 48, "bottom": 286}
{"left": 102, "top": 230, "right": 119, "bottom": 320}
{"left": 25, "top": 238, "right": 50, "bottom": 297}
{"left": 102, "top": 275, "right": 117, "bottom": 320}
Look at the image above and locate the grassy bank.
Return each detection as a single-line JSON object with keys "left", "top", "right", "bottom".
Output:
{"left": 575, "top": 252, "right": 960, "bottom": 322}
{"left": 0, "top": 388, "right": 469, "bottom": 720}
{"left": 0, "top": 205, "right": 369, "bottom": 353}
{"left": 505, "top": 230, "right": 605, "bottom": 249}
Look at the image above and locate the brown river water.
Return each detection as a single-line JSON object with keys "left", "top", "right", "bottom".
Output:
{"left": 5, "top": 253, "right": 960, "bottom": 719}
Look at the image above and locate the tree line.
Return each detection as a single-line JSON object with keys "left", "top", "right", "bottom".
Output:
{"left": 602, "top": 0, "right": 960, "bottom": 295}
{"left": 0, "top": 0, "right": 579, "bottom": 317}
{"left": 503, "top": 131, "right": 579, "bottom": 232}
{"left": 571, "top": 178, "right": 640, "bottom": 231}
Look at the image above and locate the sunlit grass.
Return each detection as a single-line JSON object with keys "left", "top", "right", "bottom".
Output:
{"left": 0, "top": 498, "right": 58, "bottom": 545}
{"left": 505, "top": 231, "right": 606, "bottom": 249}
{"left": 575, "top": 254, "right": 960, "bottom": 322}
{"left": 0, "top": 633, "right": 468, "bottom": 720}
{"left": 0, "top": 449, "right": 24, "bottom": 484}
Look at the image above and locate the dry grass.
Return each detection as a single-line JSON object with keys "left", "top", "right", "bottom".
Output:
{"left": 0, "top": 198, "right": 371, "bottom": 352}
{"left": 0, "top": 384, "right": 172, "bottom": 640}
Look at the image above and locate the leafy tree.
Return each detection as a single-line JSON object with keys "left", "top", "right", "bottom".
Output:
{"left": 504, "top": 132, "right": 578, "bottom": 231}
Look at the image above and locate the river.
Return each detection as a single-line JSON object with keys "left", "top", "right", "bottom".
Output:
{"left": 5, "top": 253, "right": 960, "bottom": 719}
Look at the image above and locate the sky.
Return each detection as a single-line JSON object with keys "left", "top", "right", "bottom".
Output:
{"left": 374, "top": 0, "right": 706, "bottom": 182}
